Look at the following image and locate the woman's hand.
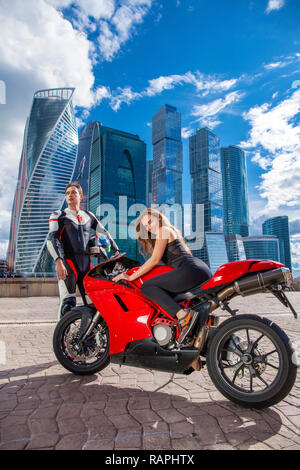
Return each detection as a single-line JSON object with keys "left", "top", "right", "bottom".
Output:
{"left": 112, "top": 272, "right": 132, "bottom": 283}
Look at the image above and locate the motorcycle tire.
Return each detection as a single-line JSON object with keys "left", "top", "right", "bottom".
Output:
{"left": 206, "top": 314, "right": 298, "bottom": 409}
{"left": 53, "top": 310, "right": 110, "bottom": 375}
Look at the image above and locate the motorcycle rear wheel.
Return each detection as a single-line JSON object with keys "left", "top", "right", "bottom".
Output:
{"left": 53, "top": 310, "right": 110, "bottom": 375}
{"left": 206, "top": 314, "right": 297, "bottom": 409}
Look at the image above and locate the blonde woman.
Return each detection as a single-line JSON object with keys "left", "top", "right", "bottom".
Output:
{"left": 112, "top": 209, "right": 212, "bottom": 343}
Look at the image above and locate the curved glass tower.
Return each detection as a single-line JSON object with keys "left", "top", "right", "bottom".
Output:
{"left": 76, "top": 122, "right": 146, "bottom": 262}
{"left": 10, "top": 88, "right": 78, "bottom": 273}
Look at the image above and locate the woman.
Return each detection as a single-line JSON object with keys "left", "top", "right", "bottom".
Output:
{"left": 112, "top": 208, "right": 212, "bottom": 343}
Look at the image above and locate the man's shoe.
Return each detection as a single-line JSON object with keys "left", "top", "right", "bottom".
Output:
{"left": 177, "top": 309, "right": 199, "bottom": 343}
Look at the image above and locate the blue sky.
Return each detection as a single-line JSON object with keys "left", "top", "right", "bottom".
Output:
{"left": 0, "top": 0, "right": 300, "bottom": 273}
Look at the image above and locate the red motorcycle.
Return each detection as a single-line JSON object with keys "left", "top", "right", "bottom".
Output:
{"left": 53, "top": 254, "right": 298, "bottom": 409}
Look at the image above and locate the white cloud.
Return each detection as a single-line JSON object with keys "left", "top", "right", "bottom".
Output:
{"left": 181, "top": 127, "right": 194, "bottom": 139}
{"left": 190, "top": 91, "right": 244, "bottom": 128}
{"left": 241, "top": 88, "right": 300, "bottom": 212}
{"left": 265, "top": 0, "right": 285, "bottom": 14}
{"left": 98, "top": 1, "right": 153, "bottom": 61}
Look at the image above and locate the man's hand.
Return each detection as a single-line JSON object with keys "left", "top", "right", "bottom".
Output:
{"left": 56, "top": 258, "right": 67, "bottom": 280}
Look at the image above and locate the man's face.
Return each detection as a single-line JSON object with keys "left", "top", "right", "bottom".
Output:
{"left": 65, "top": 186, "right": 82, "bottom": 206}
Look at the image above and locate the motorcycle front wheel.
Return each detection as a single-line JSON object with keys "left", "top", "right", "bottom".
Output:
{"left": 206, "top": 314, "right": 298, "bottom": 409}
{"left": 53, "top": 310, "right": 110, "bottom": 375}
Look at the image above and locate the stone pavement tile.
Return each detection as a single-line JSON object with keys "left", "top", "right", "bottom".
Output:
{"left": 142, "top": 420, "right": 170, "bottom": 450}
{"left": 1, "top": 424, "right": 30, "bottom": 444}
{"left": 150, "top": 396, "right": 171, "bottom": 411}
{"left": 0, "top": 439, "right": 30, "bottom": 450}
{"left": 130, "top": 408, "right": 161, "bottom": 424}
{"left": 81, "top": 402, "right": 107, "bottom": 420}
{"left": 169, "top": 419, "right": 194, "bottom": 438}
{"left": 30, "top": 404, "right": 60, "bottom": 420}
{"left": 176, "top": 405, "right": 207, "bottom": 417}
{"left": 26, "top": 432, "right": 59, "bottom": 450}
{"left": 287, "top": 415, "right": 300, "bottom": 428}
{"left": 57, "top": 417, "right": 86, "bottom": 435}
{"left": 264, "top": 433, "right": 299, "bottom": 449}
{"left": 29, "top": 418, "right": 58, "bottom": 435}
{"left": 0, "top": 398, "right": 18, "bottom": 412}
{"left": 115, "top": 427, "right": 141, "bottom": 450}
{"left": 225, "top": 430, "right": 252, "bottom": 447}
{"left": 56, "top": 433, "right": 88, "bottom": 450}
{"left": 83, "top": 438, "right": 115, "bottom": 450}
{"left": 106, "top": 413, "right": 141, "bottom": 429}
{"left": 104, "top": 399, "right": 129, "bottom": 416}
{"left": 128, "top": 397, "right": 150, "bottom": 410}
{"left": 192, "top": 415, "right": 227, "bottom": 446}
{"left": 217, "top": 415, "right": 245, "bottom": 434}
{"left": 282, "top": 444, "right": 300, "bottom": 450}
{"left": 171, "top": 437, "right": 203, "bottom": 450}
{"left": 56, "top": 403, "right": 83, "bottom": 420}
{"left": 86, "top": 415, "right": 117, "bottom": 441}
{"left": 155, "top": 408, "right": 186, "bottom": 424}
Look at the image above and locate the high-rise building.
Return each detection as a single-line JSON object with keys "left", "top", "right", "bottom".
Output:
{"left": 262, "top": 216, "right": 292, "bottom": 271}
{"left": 205, "top": 232, "right": 229, "bottom": 274}
{"left": 146, "top": 160, "right": 153, "bottom": 207}
{"left": 152, "top": 104, "right": 183, "bottom": 228}
{"left": 225, "top": 234, "right": 247, "bottom": 262}
{"left": 7, "top": 88, "right": 78, "bottom": 273}
{"left": 243, "top": 236, "right": 280, "bottom": 262}
{"left": 221, "top": 146, "right": 249, "bottom": 237}
{"left": 80, "top": 122, "right": 146, "bottom": 261}
{"left": 189, "top": 127, "right": 227, "bottom": 268}
{"left": 73, "top": 121, "right": 95, "bottom": 211}
{"left": 0, "top": 259, "right": 7, "bottom": 277}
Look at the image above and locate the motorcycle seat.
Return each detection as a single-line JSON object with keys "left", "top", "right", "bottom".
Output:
{"left": 172, "top": 283, "right": 208, "bottom": 302}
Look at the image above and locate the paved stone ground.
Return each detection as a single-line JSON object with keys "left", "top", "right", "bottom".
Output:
{"left": 0, "top": 293, "right": 299, "bottom": 450}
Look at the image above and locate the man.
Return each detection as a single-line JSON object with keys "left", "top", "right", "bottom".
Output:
{"left": 47, "top": 182, "right": 119, "bottom": 319}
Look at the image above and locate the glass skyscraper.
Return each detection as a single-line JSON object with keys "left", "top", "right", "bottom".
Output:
{"left": 263, "top": 216, "right": 292, "bottom": 271}
{"left": 243, "top": 236, "right": 280, "bottom": 262}
{"left": 152, "top": 104, "right": 183, "bottom": 228}
{"left": 146, "top": 160, "right": 153, "bottom": 207}
{"left": 79, "top": 122, "right": 146, "bottom": 262}
{"left": 189, "top": 127, "right": 227, "bottom": 268}
{"left": 7, "top": 88, "right": 78, "bottom": 273}
{"left": 221, "top": 146, "right": 249, "bottom": 237}
{"left": 225, "top": 234, "right": 247, "bottom": 262}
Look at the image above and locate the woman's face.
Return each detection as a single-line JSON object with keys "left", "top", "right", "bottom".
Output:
{"left": 141, "top": 213, "right": 159, "bottom": 234}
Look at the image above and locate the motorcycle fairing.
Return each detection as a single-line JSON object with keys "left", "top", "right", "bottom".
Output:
{"left": 110, "top": 337, "right": 199, "bottom": 374}
{"left": 201, "top": 260, "right": 284, "bottom": 290}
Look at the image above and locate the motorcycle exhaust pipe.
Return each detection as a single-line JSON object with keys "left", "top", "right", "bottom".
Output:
{"left": 234, "top": 267, "right": 291, "bottom": 297}
{"left": 208, "top": 267, "right": 291, "bottom": 312}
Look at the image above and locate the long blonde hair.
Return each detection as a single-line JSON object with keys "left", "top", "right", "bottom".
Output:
{"left": 135, "top": 208, "right": 191, "bottom": 259}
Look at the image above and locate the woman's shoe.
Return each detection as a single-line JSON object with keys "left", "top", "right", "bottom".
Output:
{"left": 177, "top": 309, "right": 199, "bottom": 343}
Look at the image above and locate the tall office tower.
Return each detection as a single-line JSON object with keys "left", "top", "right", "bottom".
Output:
{"left": 7, "top": 88, "right": 78, "bottom": 273}
{"left": 225, "top": 234, "right": 247, "bottom": 262}
{"left": 73, "top": 121, "right": 96, "bottom": 211}
{"left": 243, "top": 235, "right": 280, "bottom": 261}
{"left": 221, "top": 146, "right": 249, "bottom": 237}
{"left": 82, "top": 122, "right": 146, "bottom": 261}
{"left": 146, "top": 160, "right": 153, "bottom": 207}
{"left": 152, "top": 104, "right": 183, "bottom": 229}
{"left": 263, "top": 216, "right": 292, "bottom": 271}
{"left": 189, "top": 128, "right": 227, "bottom": 270}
